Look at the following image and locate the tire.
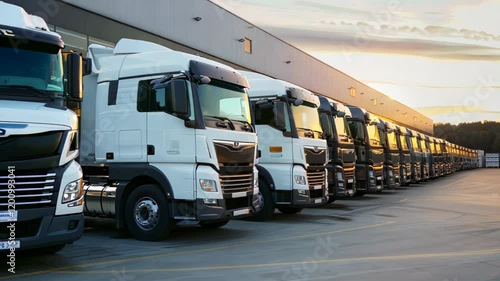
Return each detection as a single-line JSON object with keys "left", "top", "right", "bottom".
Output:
{"left": 245, "top": 178, "right": 275, "bottom": 221}
{"left": 125, "top": 184, "right": 174, "bottom": 241}
{"left": 277, "top": 207, "right": 303, "bottom": 214}
{"left": 200, "top": 220, "right": 229, "bottom": 229}
{"left": 327, "top": 195, "right": 336, "bottom": 203}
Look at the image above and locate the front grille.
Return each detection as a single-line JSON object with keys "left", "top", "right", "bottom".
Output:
{"left": 0, "top": 131, "right": 63, "bottom": 162}
{"left": 214, "top": 140, "right": 255, "bottom": 196}
{"left": 304, "top": 146, "right": 327, "bottom": 165}
{"left": 393, "top": 164, "right": 400, "bottom": 177}
{"left": 344, "top": 167, "right": 355, "bottom": 180}
{"left": 0, "top": 170, "right": 55, "bottom": 210}
{"left": 307, "top": 167, "right": 326, "bottom": 187}
{"left": 219, "top": 172, "right": 253, "bottom": 194}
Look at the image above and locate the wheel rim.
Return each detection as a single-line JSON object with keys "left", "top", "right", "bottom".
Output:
{"left": 134, "top": 197, "right": 160, "bottom": 230}
{"left": 257, "top": 191, "right": 265, "bottom": 209}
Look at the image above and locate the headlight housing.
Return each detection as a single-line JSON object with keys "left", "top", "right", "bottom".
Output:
{"left": 62, "top": 179, "right": 83, "bottom": 203}
{"left": 294, "top": 175, "right": 307, "bottom": 185}
{"left": 200, "top": 179, "right": 218, "bottom": 192}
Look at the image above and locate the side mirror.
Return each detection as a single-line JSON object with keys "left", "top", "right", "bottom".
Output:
{"left": 273, "top": 102, "right": 287, "bottom": 131}
{"left": 292, "top": 99, "right": 303, "bottom": 106}
{"left": 63, "top": 52, "right": 83, "bottom": 101}
{"left": 82, "top": 58, "right": 92, "bottom": 76}
{"left": 167, "top": 80, "right": 190, "bottom": 120}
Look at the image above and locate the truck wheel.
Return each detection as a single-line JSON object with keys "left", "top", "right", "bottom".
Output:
{"left": 200, "top": 220, "right": 229, "bottom": 229}
{"left": 245, "top": 178, "right": 275, "bottom": 221}
{"left": 277, "top": 207, "right": 303, "bottom": 214}
{"left": 125, "top": 184, "right": 174, "bottom": 241}
{"left": 327, "top": 195, "right": 336, "bottom": 203}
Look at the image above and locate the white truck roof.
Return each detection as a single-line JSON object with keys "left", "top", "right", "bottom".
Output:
{"left": 0, "top": 1, "right": 59, "bottom": 38}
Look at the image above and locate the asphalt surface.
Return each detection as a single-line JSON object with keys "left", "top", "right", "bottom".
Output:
{"left": 1, "top": 169, "right": 500, "bottom": 281}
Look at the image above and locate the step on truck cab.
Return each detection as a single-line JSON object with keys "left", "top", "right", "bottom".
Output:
{"left": 378, "top": 120, "right": 399, "bottom": 189}
{"left": 346, "top": 106, "right": 380, "bottom": 196}
{"left": 240, "top": 71, "right": 328, "bottom": 220}
{"left": 395, "top": 125, "right": 411, "bottom": 186}
{"left": 317, "top": 96, "right": 356, "bottom": 202}
{"left": 0, "top": 1, "right": 85, "bottom": 253}
{"left": 80, "top": 39, "right": 260, "bottom": 241}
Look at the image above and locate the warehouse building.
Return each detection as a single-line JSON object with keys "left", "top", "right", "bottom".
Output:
{"left": 6, "top": 0, "right": 433, "bottom": 134}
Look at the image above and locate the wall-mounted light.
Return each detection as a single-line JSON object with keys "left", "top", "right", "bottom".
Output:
{"left": 237, "top": 38, "right": 245, "bottom": 42}
{"left": 285, "top": 60, "right": 292, "bottom": 64}
{"left": 193, "top": 17, "right": 202, "bottom": 21}
{"left": 349, "top": 87, "right": 356, "bottom": 97}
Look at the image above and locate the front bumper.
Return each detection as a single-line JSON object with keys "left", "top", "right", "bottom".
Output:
{"left": 196, "top": 193, "right": 260, "bottom": 222}
{"left": 0, "top": 208, "right": 83, "bottom": 251}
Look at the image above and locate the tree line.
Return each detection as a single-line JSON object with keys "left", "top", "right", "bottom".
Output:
{"left": 434, "top": 121, "right": 500, "bottom": 153}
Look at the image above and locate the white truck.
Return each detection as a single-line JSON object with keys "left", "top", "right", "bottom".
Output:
{"left": 0, "top": 1, "right": 85, "bottom": 253}
{"left": 239, "top": 71, "right": 328, "bottom": 220}
{"left": 81, "top": 39, "right": 260, "bottom": 241}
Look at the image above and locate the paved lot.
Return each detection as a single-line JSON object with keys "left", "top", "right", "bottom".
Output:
{"left": 1, "top": 169, "right": 500, "bottom": 281}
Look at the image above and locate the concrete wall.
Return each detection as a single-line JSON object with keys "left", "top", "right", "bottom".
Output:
{"left": 7, "top": 0, "right": 433, "bottom": 134}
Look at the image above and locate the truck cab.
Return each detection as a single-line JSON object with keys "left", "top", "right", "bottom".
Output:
{"left": 317, "top": 96, "right": 356, "bottom": 202}
{"left": 346, "top": 106, "right": 379, "bottom": 195}
{"left": 81, "top": 39, "right": 260, "bottom": 240}
{"left": 240, "top": 71, "right": 328, "bottom": 220}
{"left": 0, "top": 1, "right": 85, "bottom": 253}
{"left": 395, "top": 125, "right": 411, "bottom": 186}
{"left": 379, "top": 120, "right": 399, "bottom": 188}
{"left": 418, "top": 132, "right": 431, "bottom": 181}
{"left": 408, "top": 129, "right": 422, "bottom": 183}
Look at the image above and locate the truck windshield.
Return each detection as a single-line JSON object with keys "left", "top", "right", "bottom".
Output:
{"left": 400, "top": 135, "right": 409, "bottom": 150}
{"left": 197, "top": 80, "right": 251, "bottom": 123}
{"left": 334, "top": 116, "right": 351, "bottom": 138}
{"left": 367, "top": 124, "right": 381, "bottom": 142}
{"left": 411, "top": 136, "right": 421, "bottom": 152}
{"left": 387, "top": 131, "right": 398, "bottom": 150}
{"left": 291, "top": 104, "right": 322, "bottom": 133}
{"left": 0, "top": 45, "right": 64, "bottom": 95}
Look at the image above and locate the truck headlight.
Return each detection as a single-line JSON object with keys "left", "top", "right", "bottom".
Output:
{"left": 294, "top": 175, "right": 307, "bottom": 185}
{"left": 200, "top": 179, "right": 218, "bottom": 192}
{"left": 62, "top": 179, "right": 82, "bottom": 203}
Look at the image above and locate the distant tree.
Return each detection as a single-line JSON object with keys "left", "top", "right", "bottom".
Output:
{"left": 434, "top": 121, "right": 500, "bottom": 152}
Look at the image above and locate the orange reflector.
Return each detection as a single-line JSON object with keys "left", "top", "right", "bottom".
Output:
{"left": 269, "top": 146, "right": 283, "bottom": 153}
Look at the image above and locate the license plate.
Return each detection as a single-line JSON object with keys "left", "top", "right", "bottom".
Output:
{"left": 313, "top": 185, "right": 322, "bottom": 190}
{"left": 347, "top": 179, "right": 354, "bottom": 183}
{"left": 0, "top": 211, "right": 17, "bottom": 223}
{"left": 314, "top": 199, "right": 323, "bottom": 203}
{"left": 0, "top": 241, "right": 20, "bottom": 250}
{"left": 233, "top": 209, "right": 250, "bottom": 216}
{"left": 231, "top": 192, "right": 247, "bottom": 198}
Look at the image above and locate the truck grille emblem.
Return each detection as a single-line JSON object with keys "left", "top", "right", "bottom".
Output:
{"left": 233, "top": 142, "right": 240, "bottom": 149}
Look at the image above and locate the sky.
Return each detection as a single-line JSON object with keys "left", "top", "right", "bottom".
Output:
{"left": 211, "top": 0, "right": 500, "bottom": 124}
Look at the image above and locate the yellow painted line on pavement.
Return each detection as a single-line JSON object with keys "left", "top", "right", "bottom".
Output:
{"left": 52, "top": 248, "right": 500, "bottom": 274}
{"left": 0, "top": 221, "right": 394, "bottom": 280}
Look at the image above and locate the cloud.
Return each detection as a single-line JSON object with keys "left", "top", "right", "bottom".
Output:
{"left": 265, "top": 25, "right": 500, "bottom": 61}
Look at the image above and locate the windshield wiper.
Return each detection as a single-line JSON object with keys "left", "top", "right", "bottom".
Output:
{"left": 237, "top": 120, "right": 254, "bottom": 132}
{"left": 296, "top": 127, "right": 315, "bottom": 138}
{"left": 204, "top": 115, "right": 236, "bottom": 130}
{"left": 0, "top": 85, "right": 55, "bottom": 101}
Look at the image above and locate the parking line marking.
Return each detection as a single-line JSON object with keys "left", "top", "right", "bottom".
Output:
{"left": 51, "top": 248, "right": 500, "bottom": 274}
{"left": 0, "top": 221, "right": 394, "bottom": 280}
